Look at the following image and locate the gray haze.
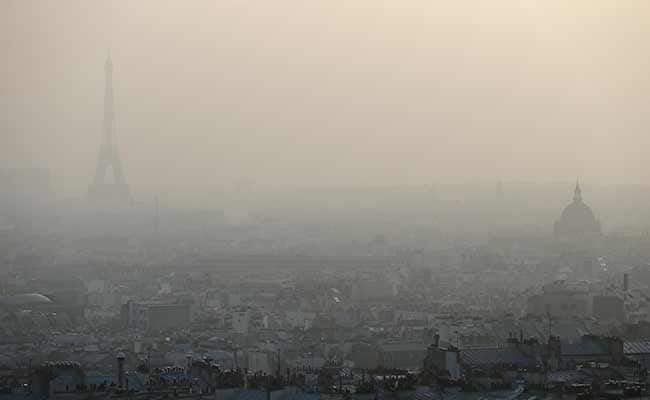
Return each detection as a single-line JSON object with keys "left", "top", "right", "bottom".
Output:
{"left": 3, "top": 0, "right": 650, "bottom": 206}
{"left": 6, "top": 3, "right": 650, "bottom": 397}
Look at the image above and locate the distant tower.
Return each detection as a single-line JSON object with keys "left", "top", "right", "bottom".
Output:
{"left": 88, "top": 56, "right": 131, "bottom": 202}
{"left": 573, "top": 179, "right": 582, "bottom": 202}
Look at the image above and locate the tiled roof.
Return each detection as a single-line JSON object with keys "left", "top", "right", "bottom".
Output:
{"left": 624, "top": 341, "right": 650, "bottom": 355}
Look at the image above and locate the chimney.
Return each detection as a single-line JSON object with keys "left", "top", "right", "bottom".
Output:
{"left": 186, "top": 353, "right": 193, "bottom": 372}
{"left": 116, "top": 351, "right": 126, "bottom": 388}
{"left": 624, "top": 273, "right": 629, "bottom": 292}
{"left": 546, "top": 336, "right": 561, "bottom": 371}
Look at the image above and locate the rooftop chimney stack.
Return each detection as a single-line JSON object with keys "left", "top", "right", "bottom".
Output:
{"left": 116, "top": 351, "right": 126, "bottom": 389}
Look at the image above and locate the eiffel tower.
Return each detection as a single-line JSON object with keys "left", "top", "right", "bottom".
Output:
{"left": 88, "top": 56, "right": 131, "bottom": 202}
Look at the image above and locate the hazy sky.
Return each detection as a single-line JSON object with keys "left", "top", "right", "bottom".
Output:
{"left": 3, "top": 0, "right": 650, "bottom": 201}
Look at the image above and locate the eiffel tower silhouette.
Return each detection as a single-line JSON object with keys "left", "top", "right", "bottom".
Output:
{"left": 88, "top": 56, "right": 131, "bottom": 202}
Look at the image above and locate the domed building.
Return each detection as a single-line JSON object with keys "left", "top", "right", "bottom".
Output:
{"left": 0, "top": 293, "right": 53, "bottom": 307}
{"left": 554, "top": 181, "right": 601, "bottom": 239}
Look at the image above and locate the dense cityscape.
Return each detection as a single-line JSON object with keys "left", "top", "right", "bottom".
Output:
{"left": 5, "top": 1, "right": 650, "bottom": 399}
{"left": 3, "top": 162, "right": 650, "bottom": 399}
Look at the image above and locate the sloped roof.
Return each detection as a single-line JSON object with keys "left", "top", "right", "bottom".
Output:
{"left": 624, "top": 341, "right": 650, "bottom": 355}
{"left": 0, "top": 293, "right": 53, "bottom": 306}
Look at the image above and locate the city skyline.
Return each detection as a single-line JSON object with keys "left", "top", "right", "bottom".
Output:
{"left": 3, "top": 1, "right": 650, "bottom": 202}
{"left": 3, "top": 2, "right": 650, "bottom": 398}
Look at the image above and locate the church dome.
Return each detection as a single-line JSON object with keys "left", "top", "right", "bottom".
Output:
{"left": 0, "top": 293, "right": 53, "bottom": 307}
{"left": 554, "top": 181, "right": 601, "bottom": 238}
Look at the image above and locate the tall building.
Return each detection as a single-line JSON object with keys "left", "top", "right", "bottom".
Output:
{"left": 88, "top": 56, "right": 131, "bottom": 202}
{"left": 554, "top": 181, "right": 601, "bottom": 239}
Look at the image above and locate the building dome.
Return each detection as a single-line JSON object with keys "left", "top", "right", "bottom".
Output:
{"left": 554, "top": 181, "right": 601, "bottom": 238}
{"left": 0, "top": 293, "right": 53, "bottom": 307}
